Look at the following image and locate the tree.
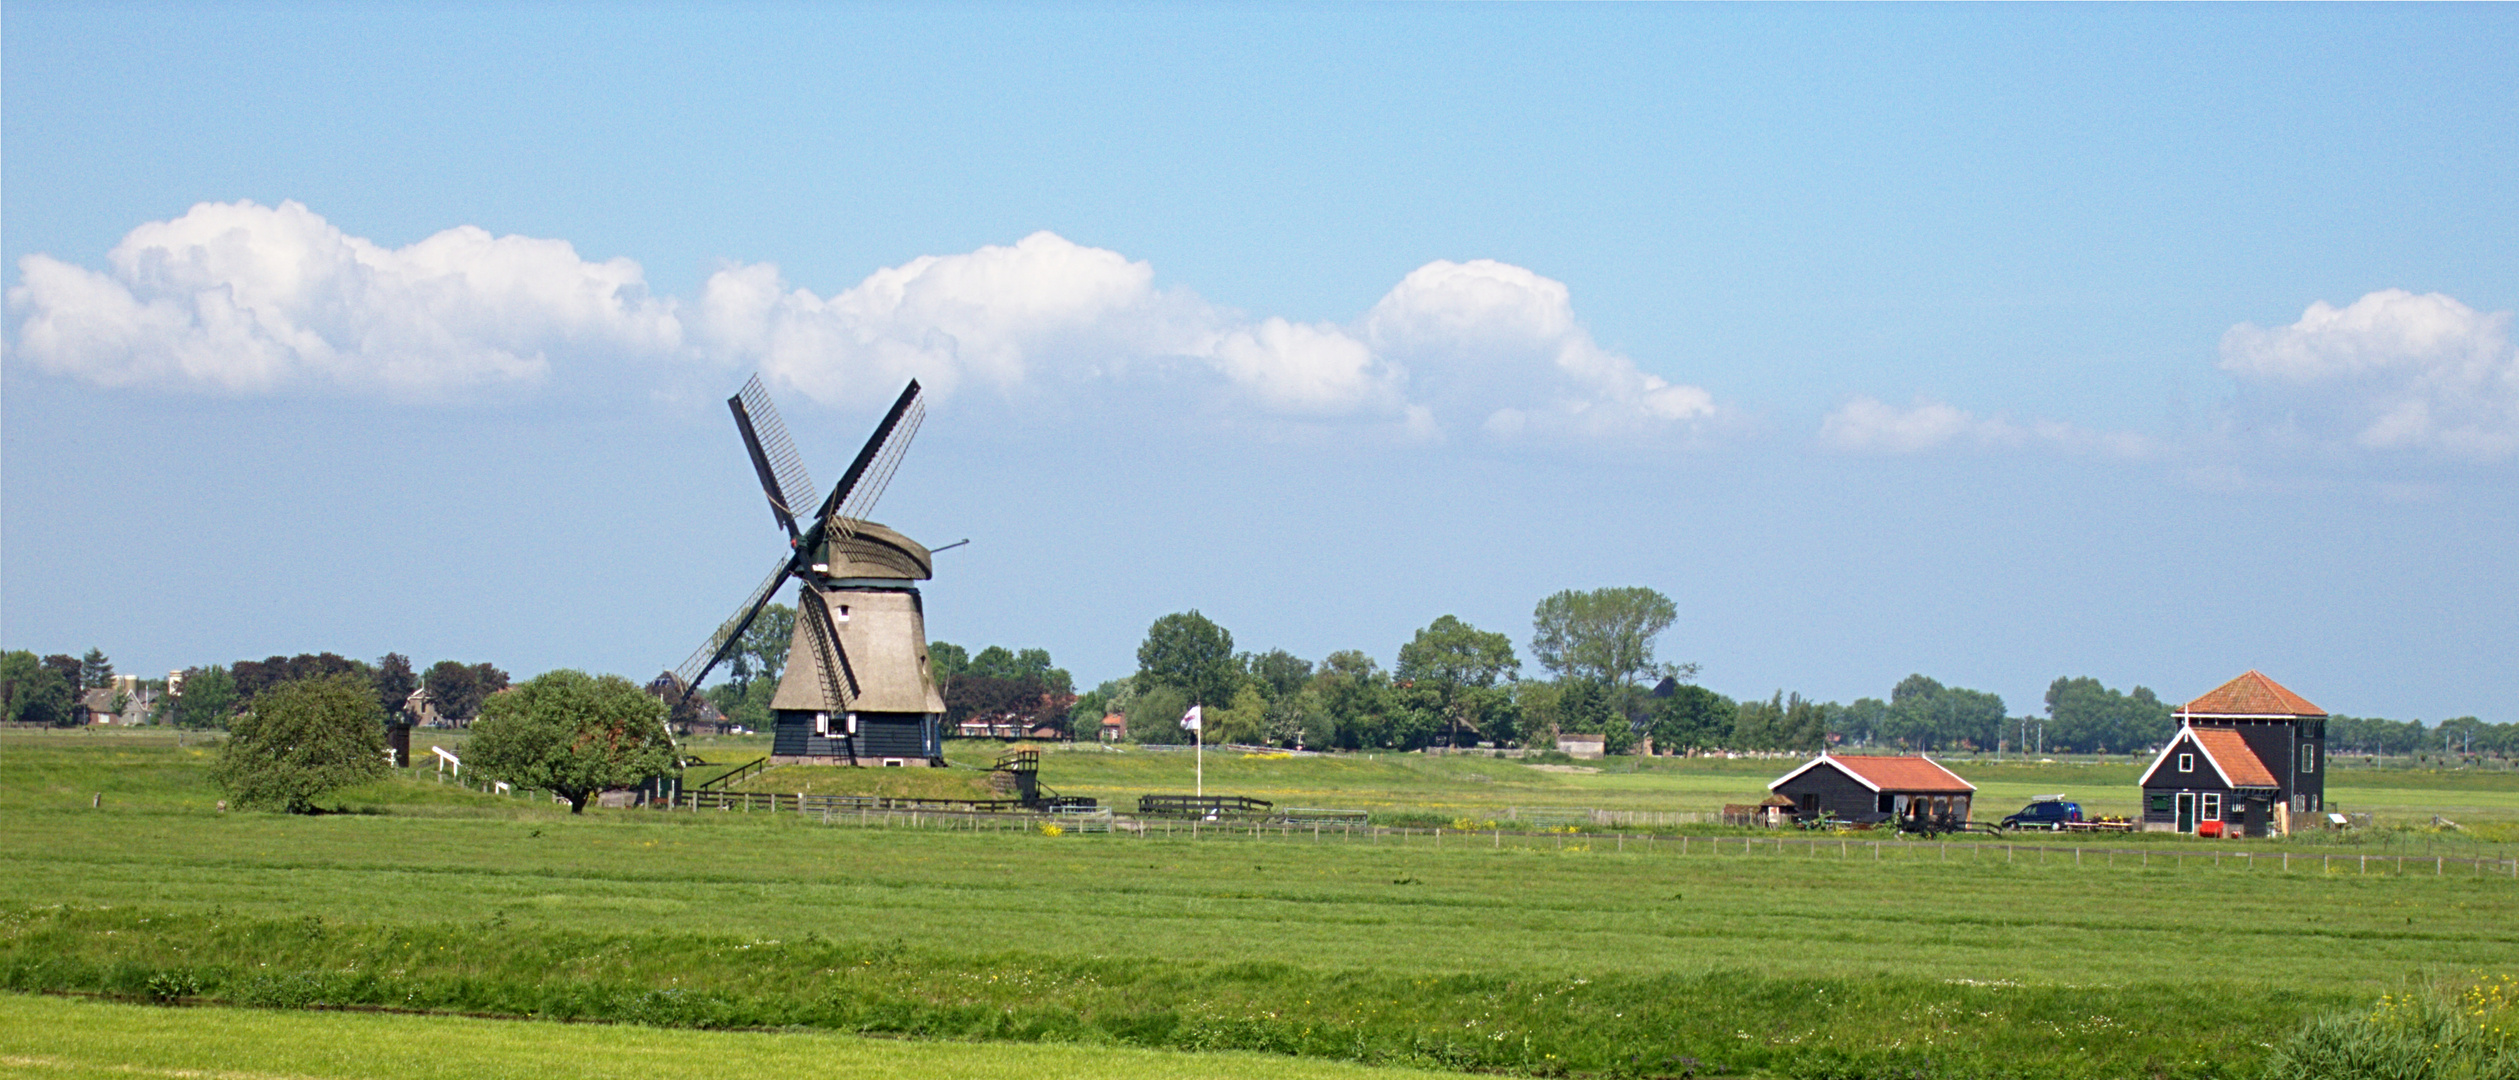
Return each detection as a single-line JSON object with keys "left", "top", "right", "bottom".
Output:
{"left": 231, "top": 653, "right": 368, "bottom": 708}
{"left": 1396, "top": 615, "right": 1520, "bottom": 748}
{"left": 1126, "top": 683, "right": 1190, "bottom": 746}
{"left": 1135, "top": 611, "right": 1239, "bottom": 707}
{"left": 2, "top": 651, "right": 78, "bottom": 727}
{"left": 424, "top": 660, "right": 509, "bottom": 725}
{"left": 372, "top": 653, "right": 418, "bottom": 720}
{"left": 735, "top": 603, "right": 795, "bottom": 691}
{"left": 79, "top": 648, "right": 115, "bottom": 690}
{"left": 929, "top": 640, "right": 970, "bottom": 705}
{"left": 467, "top": 670, "right": 677, "bottom": 813}
{"left": 2044, "top": 677, "right": 2173, "bottom": 754}
{"left": 1529, "top": 587, "right": 1694, "bottom": 701}
{"left": 1646, "top": 682, "right": 1736, "bottom": 753}
{"left": 169, "top": 665, "right": 239, "bottom": 729}
{"left": 1881, "top": 675, "right": 2005, "bottom": 752}
{"left": 1242, "top": 649, "right": 1315, "bottom": 701}
{"left": 1310, "top": 651, "right": 1394, "bottom": 749}
{"left": 212, "top": 674, "right": 388, "bottom": 813}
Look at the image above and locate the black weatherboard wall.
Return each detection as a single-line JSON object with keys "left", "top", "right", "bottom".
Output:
{"left": 1772, "top": 761, "right": 1884, "bottom": 823}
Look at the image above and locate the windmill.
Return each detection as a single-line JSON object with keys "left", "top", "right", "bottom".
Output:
{"left": 673, "top": 376, "right": 947, "bottom": 766}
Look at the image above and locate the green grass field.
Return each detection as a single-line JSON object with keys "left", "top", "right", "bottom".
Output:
{"left": 6, "top": 729, "right": 2517, "bottom": 1079}
{"left": 0, "top": 993, "right": 1465, "bottom": 1080}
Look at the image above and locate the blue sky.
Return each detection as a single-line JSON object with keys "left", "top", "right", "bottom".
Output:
{"left": 5, "top": 4, "right": 2513, "bottom": 723}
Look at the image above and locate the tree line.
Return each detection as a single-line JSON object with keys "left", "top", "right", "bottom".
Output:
{"left": 1, "top": 647, "right": 510, "bottom": 730}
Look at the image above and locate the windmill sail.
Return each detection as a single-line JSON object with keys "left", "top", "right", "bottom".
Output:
{"left": 673, "top": 557, "right": 790, "bottom": 690}
{"left": 730, "top": 375, "right": 818, "bottom": 538}
{"left": 816, "top": 380, "right": 924, "bottom": 542}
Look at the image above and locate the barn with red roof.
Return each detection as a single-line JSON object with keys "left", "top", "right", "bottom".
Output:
{"left": 2139, "top": 670, "right": 2328, "bottom": 837}
{"left": 1768, "top": 753, "right": 1975, "bottom": 829}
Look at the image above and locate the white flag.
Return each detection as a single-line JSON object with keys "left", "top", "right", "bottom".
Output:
{"left": 1180, "top": 704, "right": 1202, "bottom": 732}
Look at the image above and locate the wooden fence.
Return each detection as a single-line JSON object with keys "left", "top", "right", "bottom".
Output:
{"left": 715, "top": 803, "right": 2519, "bottom": 877}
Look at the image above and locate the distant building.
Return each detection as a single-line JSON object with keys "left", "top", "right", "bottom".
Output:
{"left": 1555, "top": 732, "right": 1606, "bottom": 759}
{"left": 1767, "top": 753, "right": 1976, "bottom": 828}
{"left": 2139, "top": 670, "right": 2325, "bottom": 837}
{"left": 1100, "top": 713, "right": 1127, "bottom": 742}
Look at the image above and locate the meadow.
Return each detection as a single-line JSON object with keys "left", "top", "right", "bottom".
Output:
{"left": 5, "top": 729, "right": 2516, "bottom": 1079}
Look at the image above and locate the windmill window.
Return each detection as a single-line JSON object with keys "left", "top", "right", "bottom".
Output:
{"left": 2178, "top": 753, "right": 2194, "bottom": 773}
{"left": 2302, "top": 746, "right": 2316, "bottom": 774}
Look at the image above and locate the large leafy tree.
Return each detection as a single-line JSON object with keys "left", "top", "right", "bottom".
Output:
{"left": 1529, "top": 587, "right": 1694, "bottom": 697}
{"left": 168, "top": 665, "right": 239, "bottom": 729}
{"left": 1311, "top": 651, "right": 1394, "bottom": 749}
{"left": 1881, "top": 674, "right": 2006, "bottom": 752}
{"left": 423, "top": 660, "right": 510, "bottom": 725}
{"left": 468, "top": 670, "right": 676, "bottom": 813}
{"left": 1396, "top": 615, "right": 1520, "bottom": 748}
{"left": 2043, "top": 677, "right": 2173, "bottom": 754}
{"left": 1646, "top": 682, "right": 1737, "bottom": 753}
{"left": 212, "top": 674, "right": 388, "bottom": 813}
{"left": 2, "top": 651, "right": 79, "bottom": 727}
{"left": 1135, "top": 610, "right": 1239, "bottom": 707}
{"left": 733, "top": 603, "right": 795, "bottom": 692}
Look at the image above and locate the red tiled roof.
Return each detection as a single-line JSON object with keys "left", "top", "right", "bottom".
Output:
{"left": 1772, "top": 754, "right": 1974, "bottom": 794}
{"left": 2183, "top": 670, "right": 2323, "bottom": 717}
{"left": 2189, "top": 727, "right": 2280, "bottom": 788}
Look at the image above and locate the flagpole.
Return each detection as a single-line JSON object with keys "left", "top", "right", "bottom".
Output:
{"left": 1195, "top": 701, "right": 1203, "bottom": 798}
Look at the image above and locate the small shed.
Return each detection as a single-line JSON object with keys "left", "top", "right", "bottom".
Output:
{"left": 1768, "top": 753, "right": 1976, "bottom": 827}
{"left": 1555, "top": 732, "right": 1606, "bottom": 759}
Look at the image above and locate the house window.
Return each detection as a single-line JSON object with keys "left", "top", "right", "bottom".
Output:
{"left": 1877, "top": 793, "right": 1894, "bottom": 814}
{"left": 2148, "top": 793, "right": 2171, "bottom": 814}
{"left": 2178, "top": 753, "right": 2194, "bottom": 773}
{"left": 2202, "top": 793, "right": 2221, "bottom": 822}
{"left": 2302, "top": 745, "right": 2316, "bottom": 774}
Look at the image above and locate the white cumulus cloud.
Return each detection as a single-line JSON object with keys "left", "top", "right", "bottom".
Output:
{"left": 1363, "top": 259, "right": 1716, "bottom": 438}
{"left": 8, "top": 199, "right": 681, "bottom": 397}
{"left": 10, "top": 204, "right": 1723, "bottom": 443}
{"left": 2220, "top": 289, "right": 2519, "bottom": 462}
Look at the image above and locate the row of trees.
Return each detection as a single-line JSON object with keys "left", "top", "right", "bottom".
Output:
{"left": 2, "top": 646, "right": 512, "bottom": 732}
{"left": 1070, "top": 589, "right": 1797, "bottom": 754}
{"left": 1, "top": 648, "right": 120, "bottom": 726}
{"left": 167, "top": 653, "right": 509, "bottom": 730}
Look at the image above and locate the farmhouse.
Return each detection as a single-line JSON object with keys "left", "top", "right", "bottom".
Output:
{"left": 2140, "top": 670, "right": 2326, "bottom": 837}
{"left": 1768, "top": 753, "right": 1975, "bottom": 827}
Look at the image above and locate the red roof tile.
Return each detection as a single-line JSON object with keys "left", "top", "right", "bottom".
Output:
{"left": 2189, "top": 727, "right": 2280, "bottom": 788}
{"left": 1771, "top": 754, "right": 1974, "bottom": 793}
{"left": 2183, "top": 670, "right": 2323, "bottom": 717}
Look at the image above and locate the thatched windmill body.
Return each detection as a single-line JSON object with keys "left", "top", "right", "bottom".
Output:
{"left": 676, "top": 377, "right": 947, "bottom": 766}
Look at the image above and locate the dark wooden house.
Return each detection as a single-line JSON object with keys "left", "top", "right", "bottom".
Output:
{"left": 2139, "top": 671, "right": 2326, "bottom": 837}
{"left": 1767, "top": 753, "right": 1976, "bottom": 827}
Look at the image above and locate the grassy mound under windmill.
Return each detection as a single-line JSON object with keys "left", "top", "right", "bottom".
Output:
{"left": 722, "top": 764, "right": 1005, "bottom": 801}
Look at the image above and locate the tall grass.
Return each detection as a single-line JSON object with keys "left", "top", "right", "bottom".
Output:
{"left": 2262, "top": 974, "right": 2519, "bottom": 1079}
